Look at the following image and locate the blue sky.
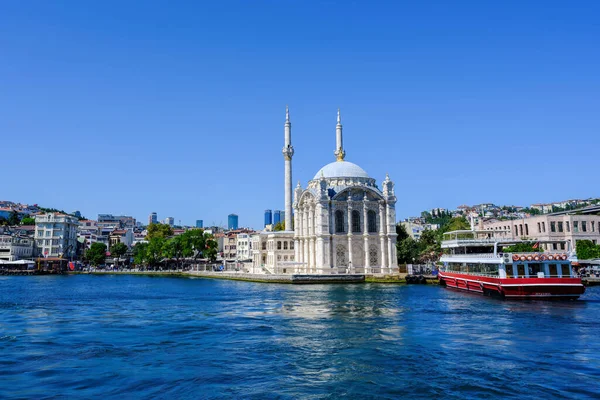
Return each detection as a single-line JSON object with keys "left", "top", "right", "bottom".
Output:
{"left": 1, "top": 1, "right": 599, "bottom": 229}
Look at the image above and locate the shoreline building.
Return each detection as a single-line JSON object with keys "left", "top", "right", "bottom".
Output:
{"left": 34, "top": 213, "right": 79, "bottom": 259}
{"left": 196, "top": 220, "right": 204, "bottom": 228}
{"left": 483, "top": 214, "right": 600, "bottom": 251}
{"left": 252, "top": 107, "right": 398, "bottom": 275}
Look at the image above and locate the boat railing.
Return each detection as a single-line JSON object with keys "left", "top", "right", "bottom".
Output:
{"left": 442, "top": 238, "right": 499, "bottom": 247}
{"left": 442, "top": 253, "right": 501, "bottom": 259}
{"left": 442, "top": 270, "right": 499, "bottom": 277}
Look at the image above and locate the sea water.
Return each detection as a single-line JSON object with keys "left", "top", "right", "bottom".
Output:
{"left": 1, "top": 275, "right": 599, "bottom": 399}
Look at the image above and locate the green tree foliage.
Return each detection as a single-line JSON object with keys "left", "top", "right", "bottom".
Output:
{"left": 439, "top": 217, "right": 470, "bottom": 234}
{"left": 273, "top": 221, "right": 285, "bottom": 231}
{"left": 146, "top": 223, "right": 174, "bottom": 240}
{"left": 20, "top": 217, "right": 35, "bottom": 225}
{"left": 576, "top": 240, "right": 600, "bottom": 260}
{"left": 397, "top": 237, "right": 420, "bottom": 264}
{"left": 110, "top": 242, "right": 128, "bottom": 258}
{"left": 86, "top": 242, "right": 107, "bottom": 266}
{"left": 8, "top": 211, "right": 20, "bottom": 226}
{"left": 396, "top": 224, "right": 409, "bottom": 242}
{"left": 133, "top": 242, "right": 148, "bottom": 265}
{"left": 133, "top": 229, "right": 219, "bottom": 267}
{"left": 147, "top": 237, "right": 167, "bottom": 266}
{"left": 502, "top": 242, "right": 543, "bottom": 253}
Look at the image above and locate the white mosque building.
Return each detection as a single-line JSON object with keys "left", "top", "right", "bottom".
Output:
{"left": 252, "top": 108, "right": 398, "bottom": 275}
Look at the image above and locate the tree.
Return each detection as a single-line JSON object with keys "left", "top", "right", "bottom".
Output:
{"left": 163, "top": 235, "right": 186, "bottom": 268}
{"left": 110, "top": 242, "right": 128, "bottom": 258}
{"left": 396, "top": 224, "right": 409, "bottom": 242}
{"left": 8, "top": 211, "right": 20, "bottom": 226}
{"left": 20, "top": 217, "right": 35, "bottom": 225}
{"left": 273, "top": 221, "right": 285, "bottom": 231}
{"left": 133, "top": 242, "right": 148, "bottom": 265}
{"left": 576, "top": 240, "right": 600, "bottom": 260}
{"left": 440, "top": 217, "right": 470, "bottom": 234}
{"left": 86, "top": 242, "right": 107, "bottom": 266}
{"left": 397, "top": 237, "right": 420, "bottom": 264}
{"left": 145, "top": 237, "right": 166, "bottom": 268}
{"left": 146, "top": 223, "right": 174, "bottom": 240}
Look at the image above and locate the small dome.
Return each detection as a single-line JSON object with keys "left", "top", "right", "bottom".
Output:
{"left": 313, "top": 161, "right": 370, "bottom": 180}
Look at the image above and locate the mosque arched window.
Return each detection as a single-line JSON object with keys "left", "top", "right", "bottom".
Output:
{"left": 368, "top": 210, "right": 377, "bottom": 233}
{"left": 335, "top": 210, "right": 345, "bottom": 233}
{"left": 284, "top": 241, "right": 288, "bottom": 250}
{"left": 277, "top": 241, "right": 282, "bottom": 250}
{"left": 352, "top": 210, "right": 361, "bottom": 233}
{"left": 290, "top": 241, "right": 294, "bottom": 250}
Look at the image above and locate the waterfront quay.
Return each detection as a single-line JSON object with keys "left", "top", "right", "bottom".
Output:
{"left": 75, "top": 269, "right": 437, "bottom": 284}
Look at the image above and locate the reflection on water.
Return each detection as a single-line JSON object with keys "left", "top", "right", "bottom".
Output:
{"left": 0, "top": 276, "right": 599, "bottom": 399}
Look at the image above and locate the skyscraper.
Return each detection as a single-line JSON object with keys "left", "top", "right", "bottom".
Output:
{"left": 196, "top": 220, "right": 204, "bottom": 228}
{"left": 273, "top": 210, "right": 281, "bottom": 225}
{"left": 264, "top": 209, "right": 272, "bottom": 227}
{"left": 228, "top": 214, "right": 239, "bottom": 230}
{"left": 165, "top": 217, "right": 174, "bottom": 226}
{"left": 148, "top": 212, "right": 157, "bottom": 226}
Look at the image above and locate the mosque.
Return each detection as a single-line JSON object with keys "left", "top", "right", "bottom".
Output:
{"left": 251, "top": 108, "right": 398, "bottom": 275}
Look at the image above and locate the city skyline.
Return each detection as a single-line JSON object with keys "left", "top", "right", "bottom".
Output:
{"left": 2, "top": 2, "right": 599, "bottom": 229}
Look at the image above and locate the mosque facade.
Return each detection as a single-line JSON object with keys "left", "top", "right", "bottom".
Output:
{"left": 293, "top": 110, "right": 398, "bottom": 274}
{"left": 252, "top": 108, "right": 398, "bottom": 275}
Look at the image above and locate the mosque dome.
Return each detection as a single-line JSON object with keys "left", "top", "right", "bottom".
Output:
{"left": 313, "top": 161, "right": 370, "bottom": 180}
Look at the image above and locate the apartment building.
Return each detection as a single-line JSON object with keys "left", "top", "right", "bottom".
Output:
{"left": 483, "top": 214, "right": 600, "bottom": 252}
{"left": 0, "top": 234, "right": 34, "bottom": 261}
{"left": 34, "top": 213, "right": 79, "bottom": 258}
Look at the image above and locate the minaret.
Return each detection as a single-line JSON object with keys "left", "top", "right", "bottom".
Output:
{"left": 334, "top": 108, "right": 345, "bottom": 161}
{"left": 282, "top": 105, "right": 294, "bottom": 231}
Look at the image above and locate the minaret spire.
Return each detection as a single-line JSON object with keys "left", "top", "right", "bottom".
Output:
{"left": 334, "top": 108, "right": 345, "bottom": 161}
{"left": 282, "top": 106, "right": 294, "bottom": 231}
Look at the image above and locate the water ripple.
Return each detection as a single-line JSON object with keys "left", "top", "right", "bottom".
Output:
{"left": 0, "top": 276, "right": 599, "bottom": 399}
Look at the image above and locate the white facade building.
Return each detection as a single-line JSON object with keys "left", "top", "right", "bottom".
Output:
{"left": 294, "top": 110, "right": 398, "bottom": 274}
{"left": 0, "top": 235, "right": 34, "bottom": 261}
{"left": 34, "top": 213, "right": 79, "bottom": 258}
{"left": 236, "top": 233, "right": 252, "bottom": 260}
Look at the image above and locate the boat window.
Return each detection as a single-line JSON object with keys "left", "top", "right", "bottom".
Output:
{"left": 516, "top": 264, "right": 525, "bottom": 278}
{"left": 559, "top": 264, "right": 572, "bottom": 278}
{"left": 548, "top": 263, "right": 558, "bottom": 277}
{"left": 528, "top": 263, "right": 543, "bottom": 278}
{"left": 505, "top": 265, "right": 514, "bottom": 278}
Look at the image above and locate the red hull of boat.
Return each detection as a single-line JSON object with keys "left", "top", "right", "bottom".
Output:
{"left": 438, "top": 271, "right": 585, "bottom": 300}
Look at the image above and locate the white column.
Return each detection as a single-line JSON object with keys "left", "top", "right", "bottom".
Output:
{"left": 379, "top": 202, "right": 387, "bottom": 272}
{"left": 283, "top": 107, "right": 294, "bottom": 231}
{"left": 347, "top": 200, "right": 353, "bottom": 273}
{"left": 363, "top": 198, "right": 370, "bottom": 274}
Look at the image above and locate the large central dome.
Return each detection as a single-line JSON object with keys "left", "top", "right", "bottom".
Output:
{"left": 313, "top": 161, "right": 370, "bottom": 180}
